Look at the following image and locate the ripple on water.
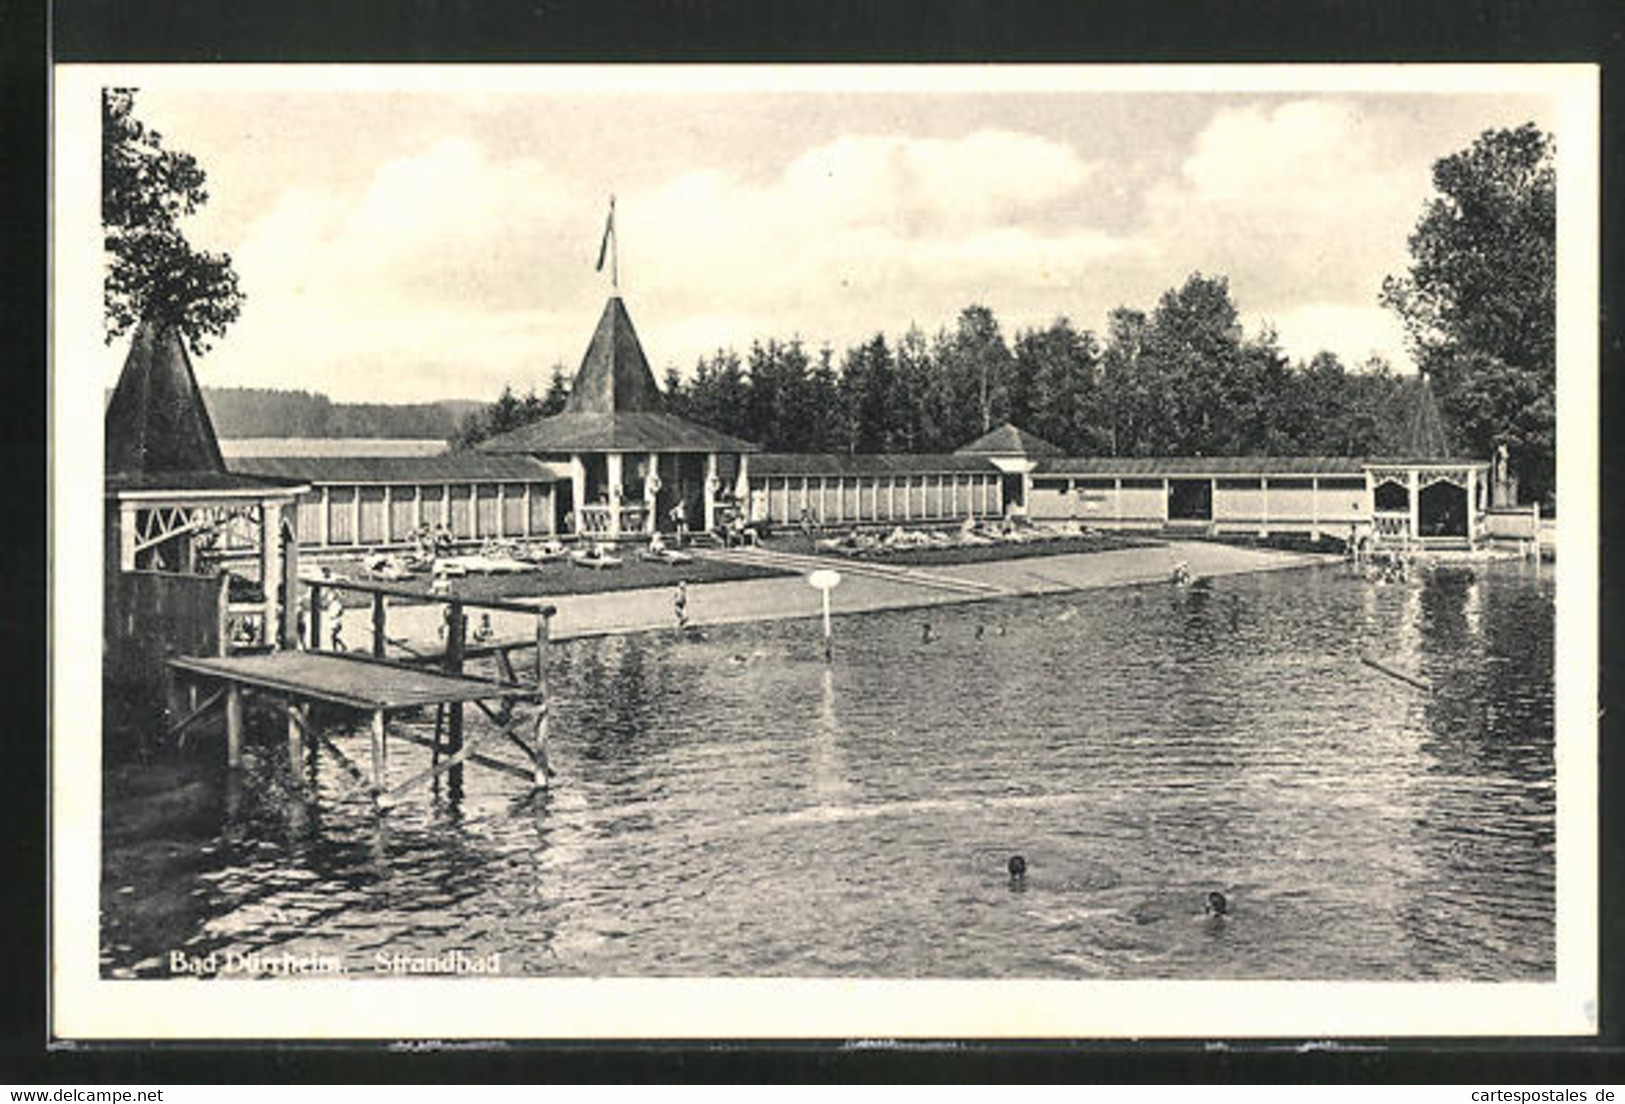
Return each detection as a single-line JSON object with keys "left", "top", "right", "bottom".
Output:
{"left": 101, "top": 562, "right": 1554, "bottom": 980}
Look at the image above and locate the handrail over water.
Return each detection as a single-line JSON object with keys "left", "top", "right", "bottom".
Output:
{"left": 305, "top": 574, "right": 557, "bottom": 619}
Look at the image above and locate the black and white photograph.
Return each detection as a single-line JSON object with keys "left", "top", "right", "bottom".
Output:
{"left": 51, "top": 64, "right": 1599, "bottom": 1039}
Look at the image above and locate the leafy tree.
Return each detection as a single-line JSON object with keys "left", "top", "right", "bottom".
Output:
{"left": 542, "top": 365, "right": 572, "bottom": 415}
{"left": 934, "top": 305, "right": 1013, "bottom": 441}
{"left": 837, "top": 334, "right": 898, "bottom": 453}
{"left": 1380, "top": 123, "right": 1556, "bottom": 501}
{"left": 660, "top": 366, "right": 687, "bottom": 419}
{"left": 1140, "top": 273, "right": 1247, "bottom": 455}
{"left": 685, "top": 349, "right": 752, "bottom": 442}
{"left": 449, "top": 383, "right": 547, "bottom": 450}
{"left": 1015, "top": 318, "right": 1106, "bottom": 455}
{"left": 1100, "top": 308, "right": 1150, "bottom": 457}
{"left": 103, "top": 88, "right": 244, "bottom": 354}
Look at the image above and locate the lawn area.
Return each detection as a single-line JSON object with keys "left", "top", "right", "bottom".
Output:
{"left": 313, "top": 551, "right": 794, "bottom": 607}
{"left": 758, "top": 528, "right": 1157, "bottom": 567}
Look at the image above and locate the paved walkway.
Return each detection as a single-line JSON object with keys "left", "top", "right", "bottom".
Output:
{"left": 350, "top": 540, "right": 1334, "bottom": 656}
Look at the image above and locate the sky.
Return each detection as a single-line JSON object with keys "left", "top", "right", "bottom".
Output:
{"left": 102, "top": 78, "right": 1556, "bottom": 404}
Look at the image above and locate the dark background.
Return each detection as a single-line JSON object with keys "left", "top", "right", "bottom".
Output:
{"left": 9, "top": 0, "right": 1623, "bottom": 1083}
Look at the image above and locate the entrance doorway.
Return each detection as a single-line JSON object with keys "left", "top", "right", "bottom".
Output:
{"left": 1167, "top": 478, "right": 1213, "bottom": 522}
{"left": 1002, "top": 473, "right": 1025, "bottom": 515}
{"left": 1418, "top": 479, "right": 1468, "bottom": 537}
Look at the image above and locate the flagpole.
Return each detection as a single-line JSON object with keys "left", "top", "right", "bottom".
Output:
{"left": 610, "top": 194, "right": 618, "bottom": 291}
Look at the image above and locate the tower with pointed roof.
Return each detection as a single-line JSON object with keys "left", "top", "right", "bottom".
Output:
{"left": 104, "top": 320, "right": 309, "bottom": 652}
{"left": 480, "top": 295, "right": 758, "bottom": 537}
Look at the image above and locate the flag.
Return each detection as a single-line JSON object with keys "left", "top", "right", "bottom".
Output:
{"left": 595, "top": 197, "right": 615, "bottom": 272}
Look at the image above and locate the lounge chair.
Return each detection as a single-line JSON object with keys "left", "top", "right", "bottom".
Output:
{"left": 571, "top": 543, "right": 623, "bottom": 569}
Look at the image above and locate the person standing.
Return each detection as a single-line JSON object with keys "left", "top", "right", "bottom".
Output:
{"left": 325, "top": 592, "right": 346, "bottom": 652}
{"left": 669, "top": 498, "right": 688, "bottom": 548}
{"left": 673, "top": 579, "right": 689, "bottom": 634}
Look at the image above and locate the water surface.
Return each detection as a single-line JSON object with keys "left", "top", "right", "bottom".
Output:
{"left": 102, "top": 560, "right": 1556, "bottom": 980}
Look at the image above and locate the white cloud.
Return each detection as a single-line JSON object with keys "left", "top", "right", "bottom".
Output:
{"left": 1252, "top": 302, "right": 1415, "bottom": 373}
{"left": 200, "top": 128, "right": 1134, "bottom": 397}
{"left": 175, "top": 107, "right": 1435, "bottom": 401}
{"left": 1137, "top": 98, "right": 1427, "bottom": 369}
{"left": 620, "top": 130, "right": 1131, "bottom": 348}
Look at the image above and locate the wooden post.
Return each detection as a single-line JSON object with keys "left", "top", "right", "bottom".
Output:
{"left": 281, "top": 515, "right": 299, "bottom": 650}
{"left": 703, "top": 452, "right": 719, "bottom": 532}
{"left": 571, "top": 455, "right": 587, "bottom": 535}
{"left": 287, "top": 701, "right": 305, "bottom": 782}
{"left": 1310, "top": 476, "right": 1320, "bottom": 542}
{"left": 320, "top": 487, "right": 331, "bottom": 549}
{"left": 308, "top": 583, "right": 323, "bottom": 653}
{"left": 1465, "top": 466, "right": 1477, "bottom": 551}
{"left": 534, "top": 612, "right": 552, "bottom": 789}
{"left": 1408, "top": 468, "right": 1421, "bottom": 544}
{"left": 371, "top": 592, "right": 387, "bottom": 658}
{"left": 261, "top": 501, "right": 283, "bottom": 642}
{"left": 413, "top": 483, "right": 424, "bottom": 533}
{"left": 383, "top": 484, "right": 394, "bottom": 543}
{"left": 352, "top": 486, "right": 363, "bottom": 549}
{"left": 1260, "top": 477, "right": 1270, "bottom": 538}
{"left": 446, "top": 601, "right": 465, "bottom": 769}
{"left": 370, "top": 709, "right": 387, "bottom": 791}
{"left": 470, "top": 482, "right": 480, "bottom": 540}
{"left": 226, "top": 685, "right": 244, "bottom": 770}
{"left": 495, "top": 483, "right": 505, "bottom": 538}
{"left": 646, "top": 452, "right": 659, "bottom": 535}
{"left": 606, "top": 453, "right": 624, "bottom": 538}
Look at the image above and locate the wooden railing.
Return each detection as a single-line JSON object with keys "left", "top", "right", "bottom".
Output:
{"left": 575, "top": 503, "right": 649, "bottom": 535}
{"left": 304, "top": 577, "right": 559, "bottom": 783}
{"left": 1371, "top": 512, "right": 1410, "bottom": 545}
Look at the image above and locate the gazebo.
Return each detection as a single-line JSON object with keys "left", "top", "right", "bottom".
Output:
{"left": 480, "top": 296, "right": 758, "bottom": 539}
{"left": 105, "top": 321, "right": 308, "bottom": 679}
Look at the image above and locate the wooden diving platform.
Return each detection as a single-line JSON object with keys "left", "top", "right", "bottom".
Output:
{"left": 170, "top": 652, "right": 535, "bottom": 711}
{"left": 167, "top": 648, "right": 554, "bottom": 809}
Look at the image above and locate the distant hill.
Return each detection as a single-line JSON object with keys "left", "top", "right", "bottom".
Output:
{"left": 195, "top": 387, "right": 483, "bottom": 439}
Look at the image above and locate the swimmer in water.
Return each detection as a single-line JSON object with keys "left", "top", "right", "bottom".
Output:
{"left": 921, "top": 623, "right": 935, "bottom": 644}
{"left": 1205, "top": 891, "right": 1228, "bottom": 917}
{"left": 1008, "top": 855, "right": 1027, "bottom": 882}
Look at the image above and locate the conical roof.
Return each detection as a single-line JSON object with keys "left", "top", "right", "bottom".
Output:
{"left": 956, "top": 423, "right": 1064, "bottom": 458}
{"left": 481, "top": 296, "right": 758, "bottom": 455}
{"left": 1398, "top": 375, "right": 1452, "bottom": 459}
{"left": 563, "top": 296, "right": 665, "bottom": 415}
{"left": 105, "top": 320, "right": 226, "bottom": 475}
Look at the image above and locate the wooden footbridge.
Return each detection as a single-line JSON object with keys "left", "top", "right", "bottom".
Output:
{"left": 165, "top": 580, "right": 557, "bottom": 809}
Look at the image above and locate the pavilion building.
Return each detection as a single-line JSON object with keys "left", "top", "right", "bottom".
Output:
{"left": 222, "top": 294, "right": 1493, "bottom": 556}
{"left": 104, "top": 322, "right": 309, "bottom": 726}
{"left": 477, "top": 295, "right": 759, "bottom": 538}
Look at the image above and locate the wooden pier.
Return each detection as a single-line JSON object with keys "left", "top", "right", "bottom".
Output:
{"left": 167, "top": 580, "right": 558, "bottom": 809}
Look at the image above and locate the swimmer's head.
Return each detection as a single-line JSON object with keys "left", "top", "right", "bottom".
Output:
{"left": 1008, "top": 855, "right": 1027, "bottom": 879}
{"left": 1206, "top": 891, "right": 1228, "bottom": 916}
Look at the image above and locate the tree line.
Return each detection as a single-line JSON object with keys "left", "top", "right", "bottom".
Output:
{"left": 201, "top": 387, "right": 478, "bottom": 439}
{"left": 458, "top": 273, "right": 1439, "bottom": 463}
